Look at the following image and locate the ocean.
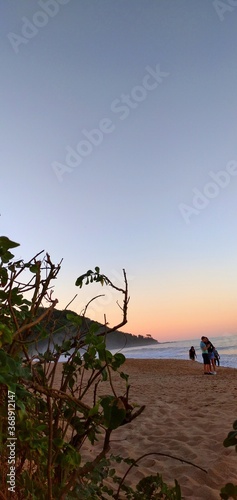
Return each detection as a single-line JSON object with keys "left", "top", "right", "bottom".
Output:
{"left": 112, "top": 334, "right": 237, "bottom": 369}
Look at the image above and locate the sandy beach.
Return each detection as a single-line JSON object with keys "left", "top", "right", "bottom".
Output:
{"left": 55, "top": 359, "right": 237, "bottom": 499}
{"left": 110, "top": 359, "right": 237, "bottom": 499}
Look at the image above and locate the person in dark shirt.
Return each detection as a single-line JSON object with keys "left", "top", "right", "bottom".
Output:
{"left": 189, "top": 346, "right": 197, "bottom": 361}
{"left": 205, "top": 338, "right": 216, "bottom": 374}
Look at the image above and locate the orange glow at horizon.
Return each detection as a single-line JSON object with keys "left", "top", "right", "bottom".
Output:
{"left": 120, "top": 284, "right": 237, "bottom": 341}
{"left": 55, "top": 269, "right": 237, "bottom": 342}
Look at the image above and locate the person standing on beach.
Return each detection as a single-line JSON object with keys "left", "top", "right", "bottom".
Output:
{"left": 213, "top": 347, "right": 220, "bottom": 366}
{"left": 205, "top": 337, "right": 216, "bottom": 374}
{"left": 189, "top": 346, "right": 197, "bottom": 361}
{"left": 200, "top": 336, "right": 214, "bottom": 375}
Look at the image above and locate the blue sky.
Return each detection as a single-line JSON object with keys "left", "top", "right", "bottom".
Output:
{"left": 1, "top": 0, "right": 237, "bottom": 340}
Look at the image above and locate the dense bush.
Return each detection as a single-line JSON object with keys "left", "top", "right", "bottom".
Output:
{"left": 0, "top": 236, "right": 181, "bottom": 499}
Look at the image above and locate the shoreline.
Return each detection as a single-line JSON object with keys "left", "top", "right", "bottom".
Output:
{"left": 127, "top": 357, "right": 237, "bottom": 369}
{"left": 111, "top": 351, "right": 237, "bottom": 370}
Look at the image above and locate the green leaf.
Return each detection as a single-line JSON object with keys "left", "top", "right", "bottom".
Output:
{"left": 75, "top": 270, "right": 92, "bottom": 287}
{"left": 75, "top": 273, "right": 86, "bottom": 287}
{"left": 53, "top": 438, "right": 64, "bottom": 448}
{"left": 17, "top": 398, "right": 27, "bottom": 413}
{"left": 69, "top": 377, "right": 75, "bottom": 389}
{"left": 120, "top": 371, "right": 129, "bottom": 382}
{"left": 112, "top": 353, "right": 126, "bottom": 368}
{"left": 9, "top": 287, "right": 24, "bottom": 305}
{"left": 29, "top": 265, "right": 39, "bottom": 273}
{"left": 36, "top": 424, "right": 48, "bottom": 432}
{"left": 88, "top": 403, "right": 100, "bottom": 417}
{"left": 66, "top": 313, "right": 82, "bottom": 326}
{"left": 0, "top": 267, "right": 8, "bottom": 286}
{"left": 0, "top": 349, "right": 8, "bottom": 367}
{"left": 64, "top": 408, "right": 74, "bottom": 420}
{"left": 38, "top": 329, "right": 49, "bottom": 341}
{"left": 0, "top": 290, "right": 7, "bottom": 300}
{"left": 43, "top": 351, "right": 56, "bottom": 361}
{"left": 7, "top": 356, "right": 19, "bottom": 372}
{"left": 0, "top": 236, "right": 20, "bottom": 250}
{"left": 220, "top": 483, "right": 237, "bottom": 500}
{"left": 101, "top": 368, "right": 108, "bottom": 381}
{"left": 61, "top": 446, "right": 81, "bottom": 466}
{"left": 0, "top": 250, "right": 15, "bottom": 263}
{"left": 0, "top": 324, "right": 13, "bottom": 344}
{"left": 223, "top": 431, "right": 237, "bottom": 448}
{"left": 100, "top": 396, "right": 126, "bottom": 430}
{"left": 89, "top": 322, "right": 100, "bottom": 334}
{"left": 75, "top": 268, "right": 103, "bottom": 287}
{"left": 61, "top": 340, "right": 72, "bottom": 352}
{"left": 105, "top": 350, "right": 113, "bottom": 363}
{"left": 233, "top": 420, "right": 237, "bottom": 430}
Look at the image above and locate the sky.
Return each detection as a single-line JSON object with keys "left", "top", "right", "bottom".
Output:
{"left": 1, "top": 0, "right": 237, "bottom": 341}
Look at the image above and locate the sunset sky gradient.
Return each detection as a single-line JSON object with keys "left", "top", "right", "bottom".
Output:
{"left": 1, "top": 1, "right": 237, "bottom": 341}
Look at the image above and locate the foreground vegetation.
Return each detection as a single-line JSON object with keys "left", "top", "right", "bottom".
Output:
{"left": 0, "top": 236, "right": 182, "bottom": 499}
{"left": 0, "top": 235, "right": 236, "bottom": 499}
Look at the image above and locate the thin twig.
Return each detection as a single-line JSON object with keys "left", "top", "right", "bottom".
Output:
{"left": 114, "top": 451, "right": 207, "bottom": 499}
{"left": 12, "top": 300, "right": 58, "bottom": 338}
{"left": 65, "top": 294, "right": 78, "bottom": 310}
{"left": 80, "top": 294, "right": 105, "bottom": 317}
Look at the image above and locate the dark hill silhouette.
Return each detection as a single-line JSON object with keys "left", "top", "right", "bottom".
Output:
{"left": 31, "top": 308, "right": 158, "bottom": 353}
